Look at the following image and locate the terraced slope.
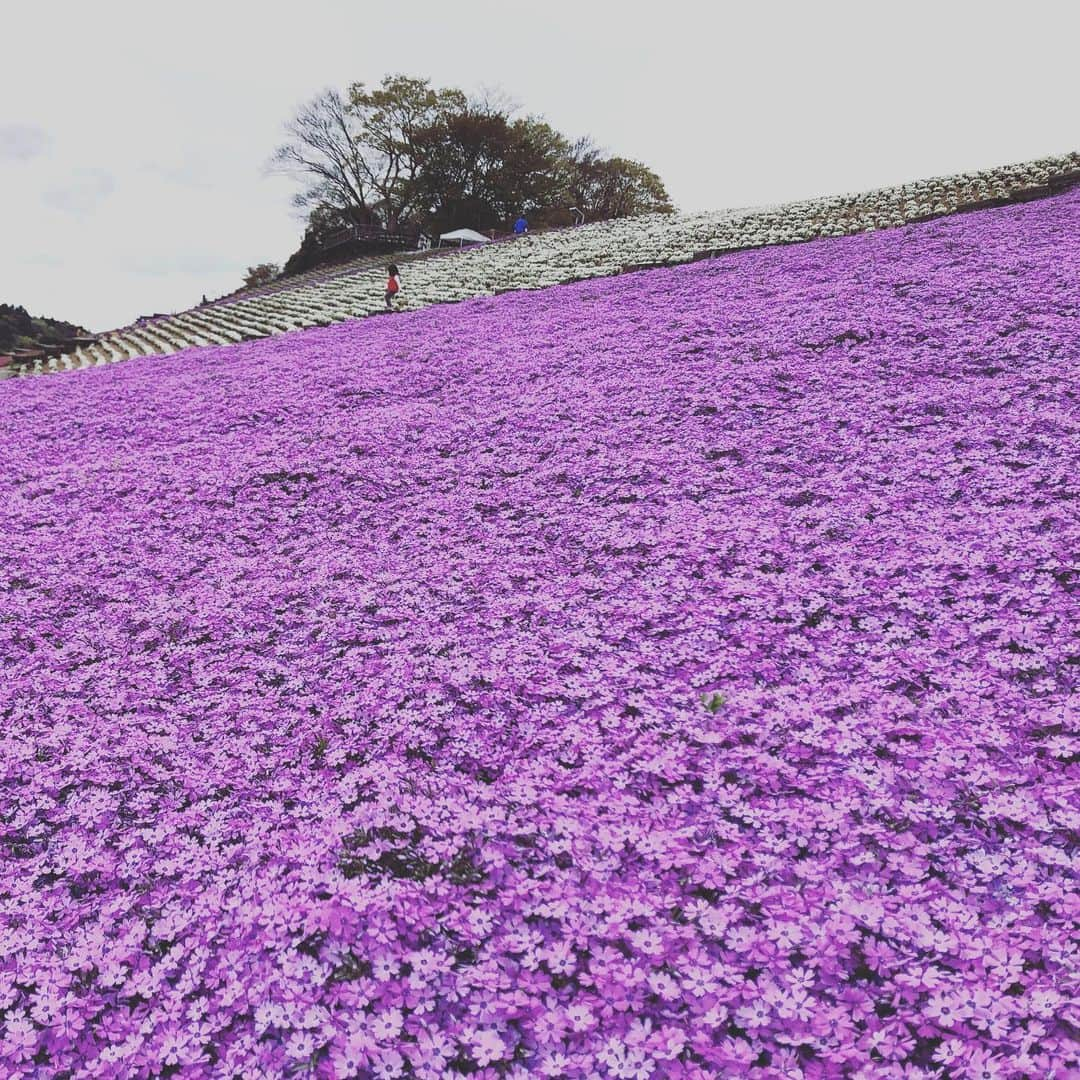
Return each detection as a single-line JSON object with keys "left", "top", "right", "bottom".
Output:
{"left": 12, "top": 151, "right": 1078, "bottom": 377}
{"left": 1, "top": 185, "right": 1076, "bottom": 1076}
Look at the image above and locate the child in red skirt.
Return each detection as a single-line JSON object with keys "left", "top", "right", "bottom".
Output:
{"left": 385, "top": 264, "right": 402, "bottom": 310}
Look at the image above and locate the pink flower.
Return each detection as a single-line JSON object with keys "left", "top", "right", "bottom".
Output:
{"left": 472, "top": 1029, "right": 506, "bottom": 1066}
{"left": 565, "top": 1003, "right": 596, "bottom": 1032}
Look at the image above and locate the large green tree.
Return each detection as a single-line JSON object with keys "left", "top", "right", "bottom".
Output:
{"left": 566, "top": 139, "right": 673, "bottom": 220}
{"left": 0, "top": 304, "right": 86, "bottom": 352}
{"left": 345, "top": 76, "right": 467, "bottom": 229}
{"left": 409, "top": 109, "right": 570, "bottom": 235}
{"left": 271, "top": 74, "right": 673, "bottom": 267}
{"left": 272, "top": 76, "right": 464, "bottom": 228}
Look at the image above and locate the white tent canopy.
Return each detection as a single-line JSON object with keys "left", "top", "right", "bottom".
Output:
{"left": 438, "top": 228, "right": 491, "bottom": 247}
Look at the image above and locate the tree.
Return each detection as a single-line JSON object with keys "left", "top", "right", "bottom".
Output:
{"left": 243, "top": 263, "right": 280, "bottom": 288}
{"left": 272, "top": 76, "right": 466, "bottom": 230}
{"left": 0, "top": 303, "right": 86, "bottom": 352}
{"left": 272, "top": 74, "right": 675, "bottom": 272}
{"left": 495, "top": 116, "right": 572, "bottom": 221}
{"left": 270, "top": 89, "right": 372, "bottom": 214}
{"left": 567, "top": 143, "right": 673, "bottom": 221}
{"left": 409, "top": 110, "right": 569, "bottom": 235}
{"left": 344, "top": 75, "right": 466, "bottom": 229}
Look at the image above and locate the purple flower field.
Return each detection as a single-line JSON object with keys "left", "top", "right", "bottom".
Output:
{"left": 1, "top": 191, "right": 1077, "bottom": 1078}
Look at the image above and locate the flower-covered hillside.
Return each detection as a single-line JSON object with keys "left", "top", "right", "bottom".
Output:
{"left": 0, "top": 191, "right": 1077, "bottom": 1077}
{"left": 11, "top": 151, "right": 1079, "bottom": 377}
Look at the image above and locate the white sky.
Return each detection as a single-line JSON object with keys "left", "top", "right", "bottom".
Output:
{"left": 2, "top": 0, "right": 1077, "bottom": 331}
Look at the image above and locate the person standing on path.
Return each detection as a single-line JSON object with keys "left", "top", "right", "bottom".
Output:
{"left": 385, "top": 264, "right": 402, "bottom": 310}
{"left": 513, "top": 215, "right": 528, "bottom": 237}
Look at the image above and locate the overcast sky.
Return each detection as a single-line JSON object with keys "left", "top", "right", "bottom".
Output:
{"left": 2, "top": 0, "right": 1077, "bottom": 331}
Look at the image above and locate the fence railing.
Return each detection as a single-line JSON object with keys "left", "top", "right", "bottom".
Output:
{"left": 320, "top": 223, "right": 421, "bottom": 251}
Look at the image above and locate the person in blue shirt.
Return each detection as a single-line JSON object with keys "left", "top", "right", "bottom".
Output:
{"left": 513, "top": 215, "right": 528, "bottom": 236}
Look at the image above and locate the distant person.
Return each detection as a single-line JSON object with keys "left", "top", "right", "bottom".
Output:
{"left": 513, "top": 215, "right": 528, "bottom": 237}
{"left": 385, "top": 263, "right": 402, "bottom": 310}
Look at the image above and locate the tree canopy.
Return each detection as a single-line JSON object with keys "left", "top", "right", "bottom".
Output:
{"left": 410, "top": 109, "right": 572, "bottom": 236}
{"left": 0, "top": 304, "right": 86, "bottom": 352}
{"left": 272, "top": 74, "right": 672, "bottom": 263}
{"left": 242, "top": 264, "right": 281, "bottom": 289}
{"left": 566, "top": 140, "right": 672, "bottom": 220}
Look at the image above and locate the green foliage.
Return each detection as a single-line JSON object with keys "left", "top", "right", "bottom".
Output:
{"left": 701, "top": 692, "right": 725, "bottom": 714}
{"left": 410, "top": 110, "right": 571, "bottom": 235}
{"left": 0, "top": 303, "right": 86, "bottom": 353}
{"left": 344, "top": 76, "right": 467, "bottom": 229}
{"left": 272, "top": 73, "right": 674, "bottom": 257}
{"left": 242, "top": 263, "right": 280, "bottom": 289}
{"left": 567, "top": 146, "right": 674, "bottom": 220}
